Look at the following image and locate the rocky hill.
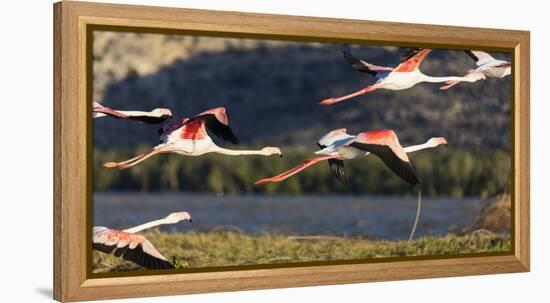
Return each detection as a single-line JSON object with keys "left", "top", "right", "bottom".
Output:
{"left": 92, "top": 32, "right": 511, "bottom": 153}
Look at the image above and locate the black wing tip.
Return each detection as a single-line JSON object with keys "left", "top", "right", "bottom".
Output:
{"left": 408, "top": 176, "right": 420, "bottom": 187}
{"left": 341, "top": 47, "right": 360, "bottom": 65}
{"left": 342, "top": 47, "right": 352, "bottom": 57}
{"left": 336, "top": 174, "right": 349, "bottom": 187}
{"left": 128, "top": 115, "right": 172, "bottom": 124}
{"left": 92, "top": 243, "right": 116, "bottom": 254}
{"left": 350, "top": 142, "right": 420, "bottom": 187}
{"left": 464, "top": 50, "right": 478, "bottom": 62}
{"left": 399, "top": 47, "right": 424, "bottom": 63}
{"left": 223, "top": 130, "right": 240, "bottom": 145}
{"left": 328, "top": 159, "right": 348, "bottom": 187}
{"left": 128, "top": 245, "right": 175, "bottom": 270}
{"left": 229, "top": 133, "right": 240, "bottom": 145}
{"left": 203, "top": 114, "right": 240, "bottom": 145}
{"left": 156, "top": 259, "right": 176, "bottom": 270}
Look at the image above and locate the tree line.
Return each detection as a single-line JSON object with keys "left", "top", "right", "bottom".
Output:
{"left": 93, "top": 146, "right": 510, "bottom": 198}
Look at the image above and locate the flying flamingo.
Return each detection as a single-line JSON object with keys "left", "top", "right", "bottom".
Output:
{"left": 93, "top": 211, "right": 192, "bottom": 270}
{"left": 255, "top": 128, "right": 447, "bottom": 241}
{"left": 319, "top": 48, "right": 486, "bottom": 106}
{"left": 93, "top": 102, "right": 173, "bottom": 124}
{"left": 103, "top": 107, "right": 282, "bottom": 169}
{"left": 440, "top": 50, "right": 510, "bottom": 90}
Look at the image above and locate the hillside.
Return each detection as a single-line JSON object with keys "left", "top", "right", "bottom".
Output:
{"left": 92, "top": 32, "right": 511, "bottom": 153}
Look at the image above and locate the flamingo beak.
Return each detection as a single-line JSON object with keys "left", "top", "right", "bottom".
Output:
{"left": 189, "top": 218, "right": 193, "bottom": 223}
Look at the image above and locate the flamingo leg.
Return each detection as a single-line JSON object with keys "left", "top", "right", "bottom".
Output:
{"left": 408, "top": 190, "right": 422, "bottom": 242}
{"left": 114, "top": 152, "right": 152, "bottom": 166}
{"left": 255, "top": 155, "right": 340, "bottom": 185}
{"left": 439, "top": 80, "right": 461, "bottom": 90}
{"left": 93, "top": 107, "right": 129, "bottom": 119}
{"left": 103, "top": 146, "right": 175, "bottom": 169}
{"left": 319, "top": 86, "right": 378, "bottom": 106}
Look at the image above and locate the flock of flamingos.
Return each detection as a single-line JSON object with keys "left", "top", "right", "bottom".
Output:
{"left": 92, "top": 47, "right": 510, "bottom": 270}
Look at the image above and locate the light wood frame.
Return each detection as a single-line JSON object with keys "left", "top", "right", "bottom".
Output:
{"left": 53, "top": 1, "right": 530, "bottom": 301}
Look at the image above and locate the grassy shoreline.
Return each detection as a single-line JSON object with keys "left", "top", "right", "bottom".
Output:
{"left": 93, "top": 230, "right": 511, "bottom": 273}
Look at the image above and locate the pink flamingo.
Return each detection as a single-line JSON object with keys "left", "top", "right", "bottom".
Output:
{"left": 103, "top": 107, "right": 282, "bottom": 169}
{"left": 255, "top": 128, "right": 447, "bottom": 241}
{"left": 93, "top": 102, "right": 173, "bottom": 124}
{"left": 440, "top": 50, "right": 510, "bottom": 90}
{"left": 319, "top": 48, "right": 485, "bottom": 106}
{"left": 255, "top": 128, "right": 447, "bottom": 186}
{"left": 93, "top": 211, "right": 192, "bottom": 270}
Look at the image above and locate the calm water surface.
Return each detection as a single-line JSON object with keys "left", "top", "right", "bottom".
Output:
{"left": 93, "top": 192, "right": 483, "bottom": 240}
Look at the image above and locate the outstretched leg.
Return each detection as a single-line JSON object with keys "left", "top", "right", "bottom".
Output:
{"left": 255, "top": 155, "right": 340, "bottom": 185}
{"left": 439, "top": 80, "right": 461, "bottom": 90}
{"left": 113, "top": 152, "right": 153, "bottom": 166}
{"left": 440, "top": 70, "right": 486, "bottom": 90}
{"left": 408, "top": 190, "right": 422, "bottom": 242}
{"left": 103, "top": 146, "right": 177, "bottom": 169}
{"left": 319, "top": 86, "right": 378, "bottom": 106}
{"left": 93, "top": 106, "right": 129, "bottom": 119}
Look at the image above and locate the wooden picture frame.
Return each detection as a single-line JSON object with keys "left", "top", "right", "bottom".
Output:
{"left": 53, "top": 1, "right": 530, "bottom": 301}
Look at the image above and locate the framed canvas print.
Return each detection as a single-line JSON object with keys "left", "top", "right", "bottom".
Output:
{"left": 53, "top": 1, "right": 530, "bottom": 301}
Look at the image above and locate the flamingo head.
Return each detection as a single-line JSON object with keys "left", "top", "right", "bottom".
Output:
{"left": 165, "top": 211, "right": 192, "bottom": 224}
{"left": 427, "top": 137, "right": 448, "bottom": 148}
{"left": 262, "top": 147, "right": 283, "bottom": 157}
{"left": 152, "top": 108, "right": 173, "bottom": 118}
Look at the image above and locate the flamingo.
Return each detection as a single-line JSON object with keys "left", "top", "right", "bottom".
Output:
{"left": 440, "top": 50, "right": 511, "bottom": 90}
{"left": 255, "top": 129, "right": 447, "bottom": 241}
{"left": 319, "top": 48, "right": 486, "bottom": 106}
{"left": 103, "top": 107, "right": 282, "bottom": 169}
{"left": 255, "top": 128, "right": 447, "bottom": 186}
{"left": 93, "top": 211, "right": 192, "bottom": 270}
{"left": 93, "top": 102, "right": 173, "bottom": 124}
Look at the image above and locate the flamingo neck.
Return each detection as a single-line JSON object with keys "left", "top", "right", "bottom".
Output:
{"left": 403, "top": 140, "right": 437, "bottom": 153}
{"left": 419, "top": 73, "right": 471, "bottom": 83}
{"left": 123, "top": 218, "right": 169, "bottom": 234}
{"left": 212, "top": 146, "right": 269, "bottom": 156}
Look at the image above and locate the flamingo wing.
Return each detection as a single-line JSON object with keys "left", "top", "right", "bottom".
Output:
{"left": 317, "top": 128, "right": 352, "bottom": 149}
{"left": 349, "top": 130, "right": 419, "bottom": 186}
{"left": 92, "top": 227, "right": 174, "bottom": 270}
{"left": 158, "top": 107, "right": 239, "bottom": 144}
{"left": 255, "top": 155, "right": 340, "bottom": 185}
{"left": 126, "top": 114, "right": 172, "bottom": 124}
{"left": 328, "top": 158, "right": 348, "bottom": 186}
{"left": 465, "top": 50, "right": 497, "bottom": 66}
{"left": 394, "top": 48, "right": 432, "bottom": 72}
{"left": 200, "top": 113, "right": 240, "bottom": 144}
{"left": 179, "top": 107, "right": 239, "bottom": 144}
{"left": 316, "top": 129, "right": 349, "bottom": 186}
{"left": 342, "top": 49, "right": 393, "bottom": 77}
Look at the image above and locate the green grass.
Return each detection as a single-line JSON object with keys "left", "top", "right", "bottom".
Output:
{"left": 93, "top": 230, "right": 511, "bottom": 273}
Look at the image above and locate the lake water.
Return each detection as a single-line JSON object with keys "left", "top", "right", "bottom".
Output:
{"left": 93, "top": 192, "right": 483, "bottom": 240}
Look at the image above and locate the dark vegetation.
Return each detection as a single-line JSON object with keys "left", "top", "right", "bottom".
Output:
{"left": 94, "top": 146, "right": 510, "bottom": 198}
